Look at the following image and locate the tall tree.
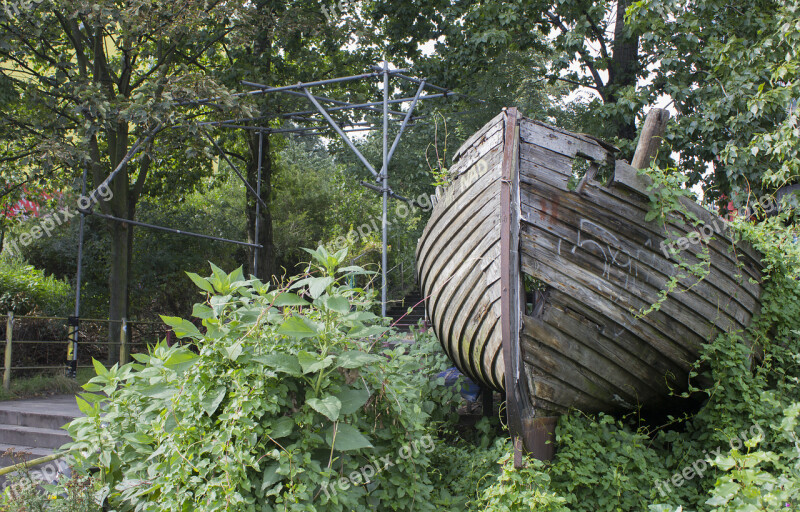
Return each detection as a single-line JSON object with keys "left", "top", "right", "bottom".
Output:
{"left": 0, "top": 0, "right": 244, "bottom": 361}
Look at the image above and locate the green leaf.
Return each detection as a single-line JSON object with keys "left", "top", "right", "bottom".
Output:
{"left": 337, "top": 350, "right": 383, "bottom": 369}
{"left": 225, "top": 342, "right": 243, "bottom": 361}
{"left": 337, "top": 387, "right": 370, "bottom": 415}
{"left": 75, "top": 396, "right": 96, "bottom": 417}
{"left": 253, "top": 354, "right": 302, "bottom": 376}
{"left": 192, "top": 304, "right": 215, "bottom": 319}
{"left": 261, "top": 463, "right": 281, "bottom": 491}
{"left": 164, "top": 349, "right": 198, "bottom": 373}
{"left": 160, "top": 316, "right": 202, "bottom": 339}
{"left": 201, "top": 386, "right": 226, "bottom": 416}
{"left": 274, "top": 293, "right": 310, "bottom": 307}
{"left": 140, "top": 383, "right": 177, "bottom": 399}
{"left": 325, "top": 296, "right": 350, "bottom": 314}
{"left": 292, "top": 276, "right": 335, "bottom": 299}
{"left": 307, "top": 396, "right": 342, "bottom": 421}
{"left": 297, "top": 350, "right": 335, "bottom": 374}
{"left": 270, "top": 417, "right": 294, "bottom": 439}
{"left": 92, "top": 358, "right": 108, "bottom": 377}
{"left": 277, "top": 316, "right": 318, "bottom": 339}
{"left": 326, "top": 423, "right": 373, "bottom": 451}
{"left": 186, "top": 272, "right": 215, "bottom": 293}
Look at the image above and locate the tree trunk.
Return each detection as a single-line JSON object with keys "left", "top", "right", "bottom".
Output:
{"left": 107, "top": 221, "right": 129, "bottom": 364}
{"left": 606, "top": 0, "right": 640, "bottom": 141}
{"left": 104, "top": 122, "right": 130, "bottom": 365}
{"left": 247, "top": 132, "right": 275, "bottom": 279}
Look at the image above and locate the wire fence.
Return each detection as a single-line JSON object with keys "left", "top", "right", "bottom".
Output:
{"left": 0, "top": 313, "right": 172, "bottom": 390}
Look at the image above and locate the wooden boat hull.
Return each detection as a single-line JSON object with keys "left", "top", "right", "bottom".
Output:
{"left": 416, "top": 109, "right": 762, "bottom": 433}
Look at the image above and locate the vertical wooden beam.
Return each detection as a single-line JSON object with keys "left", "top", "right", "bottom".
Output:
{"left": 3, "top": 312, "right": 13, "bottom": 391}
{"left": 500, "top": 108, "right": 529, "bottom": 466}
{"left": 631, "top": 108, "right": 671, "bottom": 170}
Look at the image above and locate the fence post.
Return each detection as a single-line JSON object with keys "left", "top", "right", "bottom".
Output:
{"left": 119, "top": 318, "right": 127, "bottom": 366}
{"left": 3, "top": 312, "right": 13, "bottom": 391}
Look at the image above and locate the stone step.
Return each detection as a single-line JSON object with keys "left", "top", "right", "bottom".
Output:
{"left": 0, "top": 409, "right": 76, "bottom": 431}
{"left": 0, "top": 425, "right": 72, "bottom": 451}
{"left": 0, "top": 443, "right": 54, "bottom": 468}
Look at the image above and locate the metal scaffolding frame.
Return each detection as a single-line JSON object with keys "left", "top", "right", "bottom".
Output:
{"left": 66, "top": 62, "right": 479, "bottom": 374}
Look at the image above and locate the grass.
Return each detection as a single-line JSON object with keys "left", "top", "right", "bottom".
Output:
{"left": 0, "top": 368, "right": 94, "bottom": 401}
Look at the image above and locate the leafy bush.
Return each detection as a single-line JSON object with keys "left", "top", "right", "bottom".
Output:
{"left": 64, "top": 247, "right": 459, "bottom": 511}
{"left": 0, "top": 257, "right": 71, "bottom": 315}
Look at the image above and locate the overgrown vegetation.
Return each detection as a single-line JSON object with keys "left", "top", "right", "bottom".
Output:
{"left": 0, "top": 257, "right": 71, "bottom": 316}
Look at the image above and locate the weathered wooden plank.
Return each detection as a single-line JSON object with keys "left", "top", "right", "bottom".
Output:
{"left": 418, "top": 181, "right": 501, "bottom": 297}
{"left": 606, "top": 161, "right": 763, "bottom": 275}
{"left": 533, "top": 296, "right": 688, "bottom": 389}
{"left": 521, "top": 236, "right": 719, "bottom": 348}
{"left": 520, "top": 119, "right": 613, "bottom": 163}
{"left": 520, "top": 318, "right": 657, "bottom": 405}
{"left": 416, "top": 149, "right": 503, "bottom": 265}
{"left": 449, "top": 128, "right": 504, "bottom": 180}
{"left": 520, "top": 174, "right": 763, "bottom": 306}
{"left": 523, "top": 363, "right": 619, "bottom": 413}
{"left": 518, "top": 201, "right": 756, "bottom": 327}
{"left": 521, "top": 251, "right": 705, "bottom": 363}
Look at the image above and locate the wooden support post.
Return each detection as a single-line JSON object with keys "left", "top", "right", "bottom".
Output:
{"left": 631, "top": 109, "right": 671, "bottom": 170}
{"left": 521, "top": 417, "right": 558, "bottom": 462}
{"left": 3, "top": 312, "right": 13, "bottom": 391}
{"left": 119, "top": 317, "right": 128, "bottom": 366}
{"left": 482, "top": 387, "right": 493, "bottom": 417}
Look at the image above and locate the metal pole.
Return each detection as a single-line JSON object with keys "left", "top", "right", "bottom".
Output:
{"left": 3, "top": 312, "right": 12, "bottom": 390}
{"left": 381, "top": 60, "right": 389, "bottom": 318}
{"left": 83, "top": 210, "right": 263, "bottom": 248}
{"left": 68, "top": 167, "right": 87, "bottom": 379}
{"left": 254, "top": 131, "right": 263, "bottom": 278}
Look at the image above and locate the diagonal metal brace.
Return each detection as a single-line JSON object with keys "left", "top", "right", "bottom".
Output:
{"left": 199, "top": 127, "right": 269, "bottom": 211}
{"left": 303, "top": 87, "right": 380, "bottom": 180}
{"left": 378, "top": 79, "right": 426, "bottom": 182}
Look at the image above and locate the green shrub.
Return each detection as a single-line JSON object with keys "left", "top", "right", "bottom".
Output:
{"left": 64, "top": 247, "right": 459, "bottom": 511}
{"left": 0, "top": 257, "right": 71, "bottom": 315}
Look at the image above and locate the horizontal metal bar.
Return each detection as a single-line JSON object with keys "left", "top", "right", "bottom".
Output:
{"left": 179, "top": 71, "right": 386, "bottom": 107}
{"left": 358, "top": 181, "right": 409, "bottom": 202}
{"left": 247, "top": 86, "right": 408, "bottom": 117}
{"left": 0, "top": 316, "right": 166, "bottom": 325}
{"left": 1, "top": 365, "right": 102, "bottom": 372}
{"left": 83, "top": 210, "right": 263, "bottom": 249}
{"left": 393, "top": 74, "right": 485, "bottom": 104}
{"left": 1, "top": 340, "right": 151, "bottom": 345}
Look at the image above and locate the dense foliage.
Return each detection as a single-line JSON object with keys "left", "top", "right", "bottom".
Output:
{"left": 0, "top": 256, "right": 71, "bottom": 316}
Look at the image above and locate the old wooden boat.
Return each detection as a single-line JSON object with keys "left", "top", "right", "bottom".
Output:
{"left": 415, "top": 108, "right": 763, "bottom": 458}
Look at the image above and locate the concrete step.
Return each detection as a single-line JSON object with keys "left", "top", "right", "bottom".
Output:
{"left": 0, "top": 424, "right": 72, "bottom": 450}
{"left": 0, "top": 409, "right": 76, "bottom": 431}
{"left": 0, "top": 443, "right": 54, "bottom": 468}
